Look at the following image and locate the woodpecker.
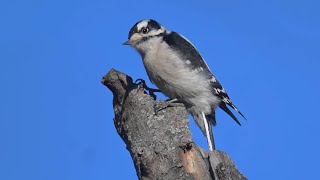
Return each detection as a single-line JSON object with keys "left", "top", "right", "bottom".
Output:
{"left": 123, "top": 19, "right": 246, "bottom": 151}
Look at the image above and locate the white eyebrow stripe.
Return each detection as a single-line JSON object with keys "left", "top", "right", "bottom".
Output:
{"left": 137, "top": 20, "right": 149, "bottom": 32}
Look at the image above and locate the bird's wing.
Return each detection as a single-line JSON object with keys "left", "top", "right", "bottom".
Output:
{"left": 162, "top": 32, "right": 211, "bottom": 72}
{"left": 163, "top": 31, "right": 246, "bottom": 123}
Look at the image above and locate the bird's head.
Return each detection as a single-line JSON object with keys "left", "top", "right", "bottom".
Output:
{"left": 123, "top": 19, "right": 167, "bottom": 48}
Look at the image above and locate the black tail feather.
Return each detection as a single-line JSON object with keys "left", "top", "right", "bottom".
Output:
{"left": 206, "top": 111, "right": 216, "bottom": 126}
{"left": 219, "top": 103, "right": 242, "bottom": 126}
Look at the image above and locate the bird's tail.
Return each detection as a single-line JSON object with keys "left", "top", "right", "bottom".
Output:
{"left": 202, "top": 112, "right": 215, "bottom": 151}
{"left": 189, "top": 108, "right": 216, "bottom": 151}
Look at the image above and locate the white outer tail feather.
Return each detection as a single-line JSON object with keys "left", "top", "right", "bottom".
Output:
{"left": 202, "top": 112, "right": 213, "bottom": 151}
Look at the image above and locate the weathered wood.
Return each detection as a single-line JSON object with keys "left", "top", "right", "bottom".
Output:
{"left": 101, "top": 68, "right": 247, "bottom": 180}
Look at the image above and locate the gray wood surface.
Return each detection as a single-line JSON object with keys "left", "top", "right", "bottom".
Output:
{"left": 101, "top": 69, "right": 247, "bottom": 180}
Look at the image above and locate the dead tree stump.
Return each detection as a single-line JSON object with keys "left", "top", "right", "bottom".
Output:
{"left": 101, "top": 68, "right": 247, "bottom": 180}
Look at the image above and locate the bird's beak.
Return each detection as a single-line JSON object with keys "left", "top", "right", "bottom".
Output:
{"left": 123, "top": 33, "right": 142, "bottom": 46}
{"left": 122, "top": 40, "right": 132, "bottom": 45}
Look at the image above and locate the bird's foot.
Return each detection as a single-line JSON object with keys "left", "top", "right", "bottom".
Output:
{"left": 135, "top": 78, "right": 161, "bottom": 100}
{"left": 154, "top": 98, "right": 184, "bottom": 114}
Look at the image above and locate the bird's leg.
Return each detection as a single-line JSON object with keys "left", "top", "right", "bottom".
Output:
{"left": 166, "top": 98, "right": 180, "bottom": 103}
{"left": 202, "top": 112, "right": 214, "bottom": 151}
{"left": 135, "top": 78, "right": 161, "bottom": 100}
{"left": 154, "top": 98, "right": 185, "bottom": 114}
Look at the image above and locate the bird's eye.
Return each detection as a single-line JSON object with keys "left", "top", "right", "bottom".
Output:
{"left": 141, "top": 27, "right": 149, "bottom": 34}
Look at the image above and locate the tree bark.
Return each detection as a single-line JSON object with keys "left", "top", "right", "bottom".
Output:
{"left": 101, "top": 68, "right": 247, "bottom": 180}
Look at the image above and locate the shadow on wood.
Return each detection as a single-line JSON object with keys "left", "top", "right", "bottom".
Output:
{"left": 101, "top": 68, "right": 247, "bottom": 180}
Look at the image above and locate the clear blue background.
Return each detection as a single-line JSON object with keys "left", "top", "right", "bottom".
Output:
{"left": 1, "top": 0, "right": 319, "bottom": 179}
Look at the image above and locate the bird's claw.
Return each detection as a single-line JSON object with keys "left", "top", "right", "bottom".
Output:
{"left": 135, "top": 78, "right": 146, "bottom": 85}
{"left": 154, "top": 99, "right": 184, "bottom": 114}
{"left": 135, "top": 78, "right": 161, "bottom": 100}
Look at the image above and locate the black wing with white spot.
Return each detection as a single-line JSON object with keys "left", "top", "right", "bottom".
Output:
{"left": 162, "top": 32, "right": 211, "bottom": 72}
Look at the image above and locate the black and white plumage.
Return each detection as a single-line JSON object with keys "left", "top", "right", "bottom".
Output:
{"left": 123, "top": 19, "right": 246, "bottom": 151}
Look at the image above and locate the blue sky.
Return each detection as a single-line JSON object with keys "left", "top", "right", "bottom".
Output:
{"left": 1, "top": 0, "right": 320, "bottom": 179}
